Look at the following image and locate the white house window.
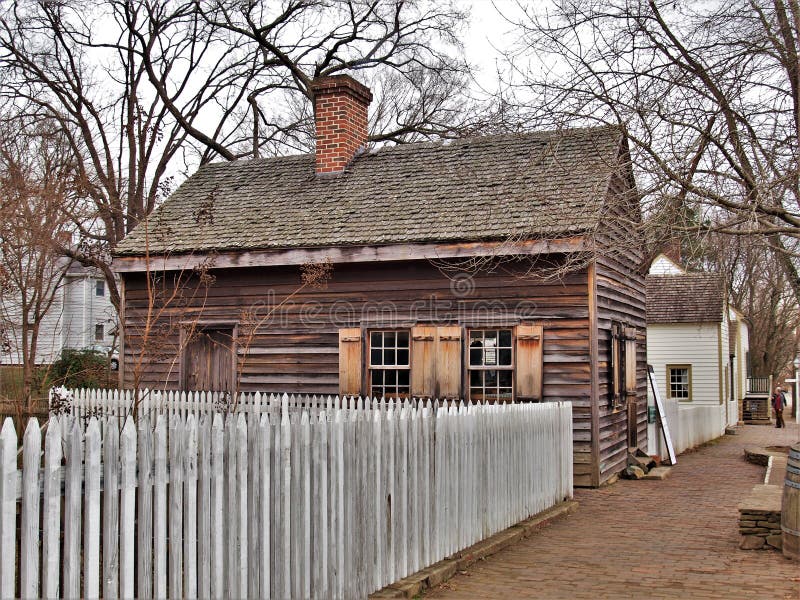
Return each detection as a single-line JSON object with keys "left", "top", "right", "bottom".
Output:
{"left": 95, "top": 280, "right": 105, "bottom": 296}
{"left": 667, "top": 365, "right": 691, "bottom": 401}
{"left": 369, "top": 331, "right": 410, "bottom": 398}
{"left": 95, "top": 323, "right": 104, "bottom": 341}
{"left": 469, "top": 329, "right": 513, "bottom": 402}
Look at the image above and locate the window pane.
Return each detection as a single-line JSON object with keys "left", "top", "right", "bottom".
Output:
{"left": 371, "top": 370, "right": 384, "bottom": 386}
{"left": 371, "top": 349, "right": 382, "bottom": 366}
{"left": 499, "top": 330, "right": 512, "bottom": 346}
{"left": 397, "top": 349, "right": 409, "bottom": 366}
{"left": 470, "top": 370, "right": 482, "bottom": 386}
{"left": 371, "top": 332, "right": 382, "bottom": 348}
{"left": 383, "top": 348, "right": 396, "bottom": 366}
{"left": 384, "top": 331, "right": 396, "bottom": 347}
{"left": 485, "top": 370, "right": 498, "bottom": 386}
{"left": 397, "top": 331, "right": 409, "bottom": 347}
{"left": 385, "top": 370, "right": 397, "bottom": 385}
{"left": 470, "top": 330, "right": 482, "bottom": 342}
{"left": 499, "top": 348, "right": 512, "bottom": 366}
{"left": 469, "top": 345, "right": 482, "bottom": 366}
{"left": 484, "top": 330, "right": 498, "bottom": 345}
{"left": 498, "top": 370, "right": 513, "bottom": 387}
{"left": 398, "top": 370, "right": 409, "bottom": 386}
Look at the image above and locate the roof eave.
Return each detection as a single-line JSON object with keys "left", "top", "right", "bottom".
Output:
{"left": 112, "top": 236, "right": 591, "bottom": 274}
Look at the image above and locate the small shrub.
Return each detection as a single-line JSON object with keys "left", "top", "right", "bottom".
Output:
{"left": 51, "top": 349, "right": 111, "bottom": 389}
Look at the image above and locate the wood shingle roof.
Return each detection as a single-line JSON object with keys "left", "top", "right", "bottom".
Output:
{"left": 115, "top": 126, "right": 626, "bottom": 256}
{"left": 646, "top": 273, "right": 725, "bottom": 324}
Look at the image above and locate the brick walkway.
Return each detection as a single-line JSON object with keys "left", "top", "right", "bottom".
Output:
{"left": 426, "top": 419, "right": 800, "bottom": 599}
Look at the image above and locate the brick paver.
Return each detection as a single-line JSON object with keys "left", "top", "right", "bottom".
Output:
{"left": 426, "top": 418, "right": 800, "bottom": 599}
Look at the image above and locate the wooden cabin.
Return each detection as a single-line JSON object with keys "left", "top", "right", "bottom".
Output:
{"left": 112, "top": 75, "right": 646, "bottom": 487}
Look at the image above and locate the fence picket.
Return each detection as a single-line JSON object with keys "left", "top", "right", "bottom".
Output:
{"left": 84, "top": 419, "right": 102, "bottom": 599}
{"left": 21, "top": 419, "right": 41, "bottom": 599}
{"left": 197, "top": 415, "right": 212, "bottom": 599}
{"left": 258, "top": 414, "right": 271, "bottom": 600}
{"left": 235, "top": 413, "right": 249, "bottom": 599}
{"left": 210, "top": 414, "right": 225, "bottom": 600}
{"left": 153, "top": 416, "right": 168, "bottom": 599}
{"left": 63, "top": 418, "right": 82, "bottom": 599}
{"left": 168, "top": 418, "right": 184, "bottom": 600}
{"left": 42, "top": 418, "right": 62, "bottom": 600}
{"left": 0, "top": 419, "right": 17, "bottom": 599}
{"left": 184, "top": 415, "right": 199, "bottom": 598}
{"left": 138, "top": 416, "right": 154, "bottom": 599}
{"left": 120, "top": 418, "right": 137, "bottom": 599}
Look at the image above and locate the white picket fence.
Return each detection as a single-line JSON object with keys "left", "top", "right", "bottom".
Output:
{"left": 1, "top": 399, "right": 573, "bottom": 600}
{"left": 652, "top": 399, "right": 726, "bottom": 458}
{"left": 49, "top": 387, "right": 341, "bottom": 420}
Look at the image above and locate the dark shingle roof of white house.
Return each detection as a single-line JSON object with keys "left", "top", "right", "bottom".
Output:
{"left": 115, "top": 126, "right": 626, "bottom": 256}
{"left": 646, "top": 273, "right": 726, "bottom": 324}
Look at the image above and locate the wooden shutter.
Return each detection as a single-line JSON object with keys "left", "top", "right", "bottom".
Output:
{"left": 411, "top": 325, "right": 436, "bottom": 398}
{"left": 338, "top": 328, "right": 362, "bottom": 397}
{"left": 435, "top": 326, "right": 462, "bottom": 399}
{"left": 611, "top": 323, "right": 621, "bottom": 402}
{"left": 516, "top": 324, "right": 544, "bottom": 401}
{"left": 624, "top": 326, "right": 638, "bottom": 395}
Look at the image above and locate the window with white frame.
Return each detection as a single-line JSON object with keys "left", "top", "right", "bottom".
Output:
{"left": 667, "top": 365, "right": 691, "bottom": 401}
{"left": 95, "top": 280, "right": 105, "bottom": 296}
{"left": 468, "top": 328, "right": 513, "bottom": 402}
{"left": 95, "top": 323, "right": 104, "bottom": 341}
{"left": 369, "top": 331, "right": 410, "bottom": 398}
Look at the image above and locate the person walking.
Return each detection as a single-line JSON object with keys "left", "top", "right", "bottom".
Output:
{"left": 772, "top": 385, "right": 787, "bottom": 428}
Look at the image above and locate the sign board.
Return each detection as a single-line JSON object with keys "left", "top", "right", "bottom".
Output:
{"left": 648, "top": 364, "right": 677, "bottom": 466}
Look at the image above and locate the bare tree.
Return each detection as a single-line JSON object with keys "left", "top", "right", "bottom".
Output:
{"left": 502, "top": 0, "right": 800, "bottom": 297}
{"left": 0, "top": 124, "right": 77, "bottom": 421}
{"left": 705, "top": 232, "right": 800, "bottom": 381}
{"left": 0, "top": 0, "right": 478, "bottom": 315}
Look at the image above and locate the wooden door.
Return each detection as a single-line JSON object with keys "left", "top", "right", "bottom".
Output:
{"left": 183, "top": 328, "right": 234, "bottom": 392}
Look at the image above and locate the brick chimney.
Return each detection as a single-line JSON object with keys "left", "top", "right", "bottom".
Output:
{"left": 311, "top": 75, "right": 372, "bottom": 175}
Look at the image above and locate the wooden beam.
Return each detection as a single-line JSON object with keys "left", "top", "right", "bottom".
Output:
{"left": 112, "top": 237, "right": 588, "bottom": 273}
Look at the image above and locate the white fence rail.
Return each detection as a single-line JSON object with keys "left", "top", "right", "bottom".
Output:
{"left": 1, "top": 398, "right": 573, "bottom": 600}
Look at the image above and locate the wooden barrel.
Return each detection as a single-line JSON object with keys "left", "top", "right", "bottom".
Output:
{"left": 783, "top": 443, "right": 800, "bottom": 561}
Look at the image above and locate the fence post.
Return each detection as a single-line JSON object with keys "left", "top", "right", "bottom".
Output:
{"left": 21, "top": 418, "right": 42, "bottom": 599}
{"left": 0, "top": 419, "right": 17, "bottom": 599}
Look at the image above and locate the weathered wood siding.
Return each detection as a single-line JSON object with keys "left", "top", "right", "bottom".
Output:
{"left": 120, "top": 259, "right": 597, "bottom": 478}
{"left": 593, "top": 170, "right": 648, "bottom": 486}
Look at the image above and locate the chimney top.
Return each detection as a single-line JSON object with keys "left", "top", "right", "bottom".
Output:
{"left": 311, "top": 74, "right": 372, "bottom": 175}
{"left": 311, "top": 75, "right": 373, "bottom": 105}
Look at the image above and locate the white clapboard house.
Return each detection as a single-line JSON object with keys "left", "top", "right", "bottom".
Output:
{"left": 646, "top": 254, "right": 749, "bottom": 456}
{"left": 0, "top": 261, "right": 118, "bottom": 366}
